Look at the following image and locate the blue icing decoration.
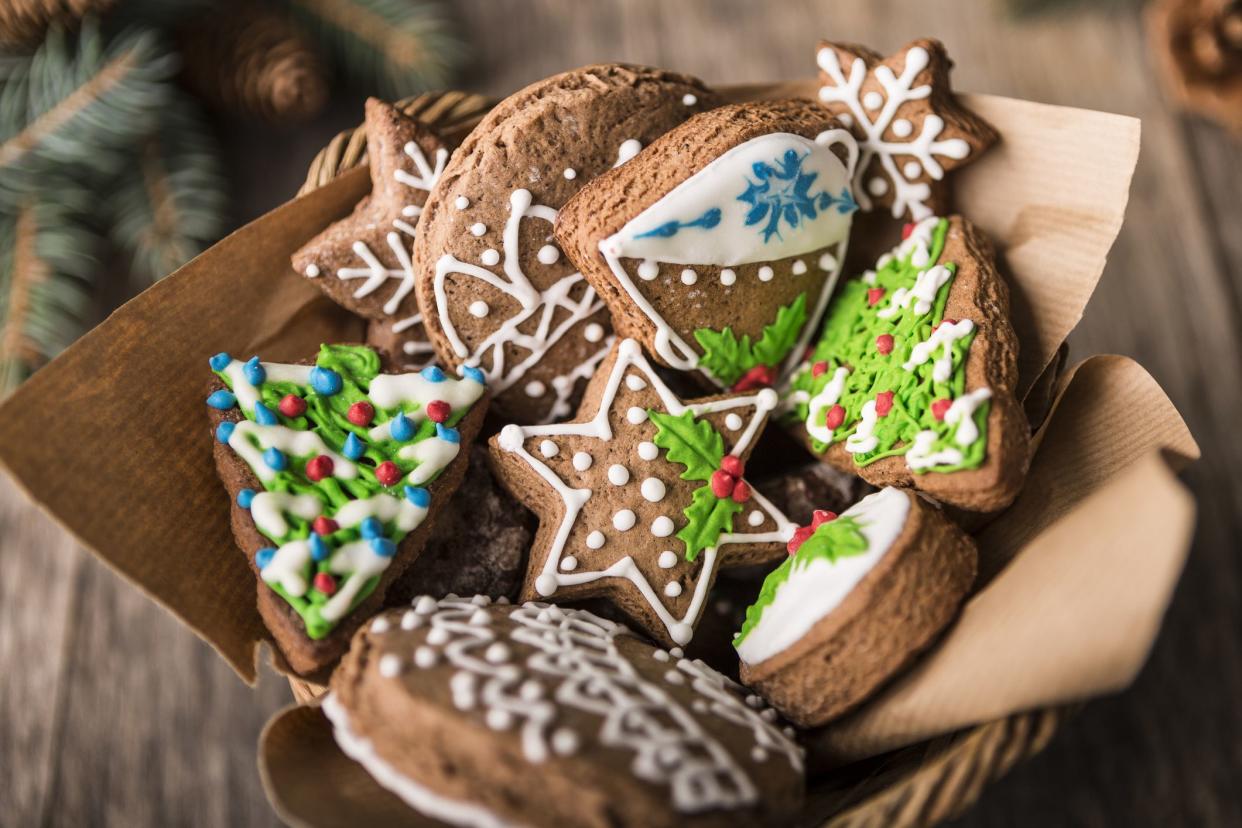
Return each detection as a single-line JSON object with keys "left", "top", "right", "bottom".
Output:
{"left": 420, "top": 365, "right": 446, "bottom": 383}
{"left": 263, "top": 447, "right": 287, "bottom": 471}
{"left": 309, "top": 533, "right": 329, "bottom": 562}
{"left": 460, "top": 365, "right": 485, "bottom": 384}
{"left": 237, "top": 488, "right": 256, "bottom": 508}
{"left": 255, "top": 547, "right": 276, "bottom": 569}
{"left": 215, "top": 421, "right": 235, "bottom": 443}
{"left": 254, "top": 402, "right": 278, "bottom": 425}
{"left": 435, "top": 424, "right": 460, "bottom": 444}
{"left": 404, "top": 486, "right": 430, "bottom": 508}
{"left": 206, "top": 390, "right": 237, "bottom": 410}
{"left": 370, "top": 537, "right": 397, "bottom": 558}
{"left": 389, "top": 412, "right": 415, "bottom": 442}
{"left": 737, "top": 148, "right": 855, "bottom": 242}
{"left": 360, "top": 517, "right": 383, "bottom": 539}
{"left": 243, "top": 356, "right": 266, "bottom": 386}
{"left": 343, "top": 432, "right": 365, "bottom": 460}
{"left": 209, "top": 352, "right": 232, "bottom": 371}
{"left": 309, "top": 366, "right": 342, "bottom": 395}
{"left": 634, "top": 206, "right": 722, "bottom": 240}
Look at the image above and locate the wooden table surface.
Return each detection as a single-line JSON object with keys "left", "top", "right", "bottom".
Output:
{"left": 3, "top": 1, "right": 1240, "bottom": 825}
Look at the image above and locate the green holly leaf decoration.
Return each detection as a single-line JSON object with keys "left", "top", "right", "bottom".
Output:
{"left": 678, "top": 485, "right": 744, "bottom": 562}
{"left": 648, "top": 409, "right": 724, "bottom": 483}
{"left": 751, "top": 292, "right": 808, "bottom": 367}
{"left": 694, "top": 326, "right": 753, "bottom": 387}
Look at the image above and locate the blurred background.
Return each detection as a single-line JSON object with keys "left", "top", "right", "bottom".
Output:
{"left": 1, "top": 0, "right": 1239, "bottom": 825}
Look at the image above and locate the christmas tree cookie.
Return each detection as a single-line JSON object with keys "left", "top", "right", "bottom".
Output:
{"left": 205, "top": 344, "right": 488, "bottom": 675}
{"left": 735, "top": 488, "right": 976, "bottom": 726}
{"left": 326, "top": 596, "right": 804, "bottom": 827}
{"left": 489, "top": 338, "right": 797, "bottom": 648}
{"left": 783, "top": 215, "right": 1029, "bottom": 512}
{"left": 556, "top": 100, "right": 858, "bottom": 391}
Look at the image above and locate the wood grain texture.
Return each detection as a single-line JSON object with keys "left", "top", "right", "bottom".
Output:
{"left": 1, "top": 1, "right": 1239, "bottom": 826}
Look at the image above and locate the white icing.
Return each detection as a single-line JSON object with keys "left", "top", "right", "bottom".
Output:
{"left": 524, "top": 381, "right": 545, "bottom": 398}
{"left": 651, "top": 516, "right": 675, "bottom": 537}
{"left": 454, "top": 195, "right": 470, "bottom": 210}
{"left": 614, "top": 139, "right": 642, "bottom": 167}
{"left": 260, "top": 539, "right": 312, "bottom": 596}
{"left": 944, "top": 387, "right": 992, "bottom": 446}
{"left": 658, "top": 551, "right": 678, "bottom": 569}
{"left": 906, "top": 429, "right": 964, "bottom": 470}
{"left": 747, "top": 510, "right": 764, "bottom": 527}
{"left": 665, "top": 582, "right": 683, "bottom": 598}
{"left": 321, "top": 540, "right": 391, "bottom": 622}
{"left": 228, "top": 420, "right": 358, "bottom": 482}
{"left": 469, "top": 222, "right": 487, "bottom": 237}
{"left": 401, "top": 435, "right": 461, "bottom": 486}
{"left": 640, "top": 478, "right": 666, "bottom": 502}
{"left": 757, "top": 265, "right": 774, "bottom": 282}
{"left": 626, "top": 406, "right": 647, "bottom": 425}
{"left": 876, "top": 264, "right": 953, "bottom": 319}
{"left": 539, "top": 439, "right": 559, "bottom": 458}
{"left": 682, "top": 93, "right": 697, "bottom": 106}
{"left": 571, "top": 451, "right": 592, "bottom": 471}
{"left": 637, "top": 441, "right": 659, "bottom": 461}
{"left": 724, "top": 413, "right": 743, "bottom": 431}
{"left": 791, "top": 259, "right": 807, "bottom": 275}
{"left": 249, "top": 491, "right": 321, "bottom": 539}
{"left": 368, "top": 369, "right": 486, "bottom": 412}
{"left": 904, "top": 318, "right": 974, "bottom": 382}
{"left": 221, "top": 359, "right": 312, "bottom": 415}
{"left": 583, "top": 323, "right": 604, "bottom": 343}
{"left": 625, "top": 375, "right": 647, "bottom": 391}
{"left": 844, "top": 398, "right": 879, "bottom": 455}
{"left": 335, "top": 493, "right": 429, "bottom": 533}
{"left": 720, "top": 268, "right": 736, "bottom": 286}
{"left": 612, "top": 509, "right": 636, "bottom": 531}
{"left": 803, "top": 366, "right": 850, "bottom": 444}
{"left": 680, "top": 268, "right": 697, "bottom": 285}
{"left": 586, "top": 531, "right": 605, "bottom": 549}
{"left": 304, "top": 264, "right": 320, "bottom": 277}
{"left": 468, "top": 300, "right": 490, "bottom": 318}
{"left": 607, "top": 464, "right": 630, "bottom": 486}
{"left": 562, "top": 168, "right": 576, "bottom": 180}
{"left": 481, "top": 249, "right": 500, "bottom": 266}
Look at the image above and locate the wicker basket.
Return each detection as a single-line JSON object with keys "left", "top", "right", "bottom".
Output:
{"left": 294, "top": 90, "right": 1070, "bottom": 828}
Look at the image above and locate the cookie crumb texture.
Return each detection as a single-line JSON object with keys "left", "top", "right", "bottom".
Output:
{"left": 414, "top": 63, "right": 718, "bottom": 424}
{"left": 330, "top": 597, "right": 804, "bottom": 827}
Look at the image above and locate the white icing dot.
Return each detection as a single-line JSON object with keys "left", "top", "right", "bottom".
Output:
{"left": 745, "top": 694, "right": 763, "bottom": 708}
{"left": 760, "top": 708, "right": 778, "bottom": 722}
{"left": 747, "top": 509, "right": 764, "bottom": 527}
{"left": 837, "top": 112, "right": 854, "bottom": 128}
{"left": 637, "top": 260, "right": 659, "bottom": 280}
{"left": 537, "top": 244, "right": 560, "bottom": 264}
{"left": 519, "top": 679, "right": 544, "bottom": 701}
{"left": 653, "top": 649, "right": 670, "bottom": 662}
{"left": 551, "top": 728, "right": 579, "bottom": 755}
{"left": 469, "top": 222, "right": 486, "bottom": 236}
{"left": 651, "top": 516, "right": 675, "bottom": 537}
{"left": 720, "top": 268, "right": 737, "bottom": 286}
{"left": 680, "top": 268, "right": 697, "bottom": 285}
{"left": 584, "top": 323, "right": 604, "bottom": 343}
{"left": 625, "top": 374, "right": 647, "bottom": 391}
{"left": 480, "top": 248, "right": 500, "bottom": 266}
{"left": 903, "top": 160, "right": 922, "bottom": 179}
{"left": 612, "top": 509, "right": 636, "bottom": 531}
{"left": 471, "top": 595, "right": 491, "bottom": 606}
{"left": 378, "top": 654, "right": 402, "bottom": 677}
{"left": 525, "top": 380, "right": 546, "bottom": 397}
{"left": 616, "top": 139, "right": 642, "bottom": 166}
{"left": 819, "top": 251, "right": 838, "bottom": 271}
{"left": 370, "top": 617, "right": 391, "bottom": 633}
{"left": 863, "top": 91, "right": 884, "bottom": 110}
{"left": 427, "top": 627, "right": 450, "bottom": 645}
{"left": 669, "top": 646, "right": 685, "bottom": 658}
{"left": 626, "top": 407, "right": 648, "bottom": 425}
{"left": 560, "top": 556, "right": 578, "bottom": 571}
{"left": 752, "top": 747, "right": 768, "bottom": 762}
{"left": 454, "top": 195, "right": 470, "bottom": 210}
{"left": 693, "top": 699, "right": 708, "bottom": 713}
{"left": 586, "top": 530, "right": 605, "bottom": 549}
{"left": 469, "top": 609, "right": 489, "bottom": 625}
{"left": 304, "top": 263, "right": 320, "bottom": 278}
{"left": 401, "top": 610, "right": 419, "bottom": 630}
{"left": 891, "top": 118, "right": 914, "bottom": 137}
{"left": 758, "top": 265, "right": 774, "bottom": 282}
{"left": 724, "top": 413, "right": 743, "bottom": 431}
{"left": 563, "top": 168, "right": 577, "bottom": 180}
{"left": 791, "top": 259, "right": 807, "bottom": 275}
{"left": 641, "top": 478, "right": 666, "bottom": 502}
{"left": 608, "top": 464, "right": 630, "bottom": 486}
{"left": 539, "top": 439, "right": 559, "bottom": 458}
{"left": 535, "top": 573, "right": 558, "bottom": 596}
{"left": 468, "top": 300, "right": 489, "bottom": 318}
{"left": 402, "top": 205, "right": 420, "bottom": 217}
{"left": 414, "top": 646, "right": 438, "bottom": 668}
{"left": 572, "top": 451, "right": 592, "bottom": 471}
{"left": 665, "top": 669, "right": 685, "bottom": 685}
{"left": 664, "top": 581, "right": 683, "bottom": 598}
{"left": 658, "top": 551, "right": 677, "bottom": 569}
{"left": 485, "top": 643, "right": 510, "bottom": 663}
{"left": 682, "top": 93, "right": 698, "bottom": 106}
{"left": 868, "top": 177, "right": 889, "bottom": 197}
{"left": 414, "top": 596, "right": 437, "bottom": 614}
{"left": 486, "top": 709, "right": 513, "bottom": 730}
{"left": 637, "top": 441, "right": 659, "bottom": 461}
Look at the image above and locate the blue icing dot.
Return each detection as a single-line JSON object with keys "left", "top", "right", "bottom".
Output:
{"left": 460, "top": 365, "right": 485, "bottom": 385}
{"left": 343, "top": 432, "right": 365, "bottom": 460}
{"left": 237, "top": 488, "right": 256, "bottom": 508}
{"left": 360, "top": 517, "right": 383, "bottom": 539}
{"left": 309, "top": 366, "right": 343, "bottom": 396}
{"left": 254, "top": 401, "right": 278, "bottom": 425}
{"left": 255, "top": 547, "right": 276, "bottom": 569}
{"left": 206, "top": 390, "right": 237, "bottom": 410}
{"left": 404, "top": 486, "right": 430, "bottom": 508}
{"left": 389, "top": 412, "right": 415, "bottom": 442}
{"left": 309, "top": 533, "right": 329, "bottom": 562}
{"left": 435, "top": 424, "right": 460, "bottom": 444}
{"left": 263, "top": 447, "right": 287, "bottom": 471}
{"left": 370, "top": 537, "right": 397, "bottom": 558}
{"left": 421, "top": 365, "right": 446, "bottom": 383}
{"left": 215, "top": 421, "right": 236, "bottom": 443}
{"left": 243, "top": 356, "right": 266, "bottom": 386}
{"left": 209, "top": 352, "right": 232, "bottom": 371}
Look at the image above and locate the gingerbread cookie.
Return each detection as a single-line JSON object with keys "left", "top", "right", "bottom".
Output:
{"left": 325, "top": 596, "right": 804, "bottom": 827}
{"left": 489, "top": 338, "right": 797, "bottom": 647}
{"left": 735, "top": 488, "right": 976, "bottom": 726}
{"left": 783, "top": 216, "right": 1029, "bottom": 512}
{"left": 816, "top": 38, "right": 997, "bottom": 220}
{"left": 412, "top": 63, "right": 718, "bottom": 423}
{"left": 291, "top": 99, "right": 446, "bottom": 368}
{"left": 205, "top": 344, "right": 487, "bottom": 675}
{"left": 556, "top": 100, "right": 858, "bottom": 392}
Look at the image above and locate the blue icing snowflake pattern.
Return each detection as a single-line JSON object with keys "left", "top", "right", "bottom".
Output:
{"left": 634, "top": 207, "right": 722, "bottom": 240}
{"left": 739, "top": 149, "right": 856, "bottom": 242}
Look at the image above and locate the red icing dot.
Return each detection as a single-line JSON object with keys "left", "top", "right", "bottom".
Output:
{"left": 875, "top": 333, "right": 894, "bottom": 355}
{"left": 313, "top": 572, "right": 337, "bottom": 595}
{"left": 278, "top": 394, "right": 307, "bottom": 417}
{"left": 312, "top": 516, "right": 338, "bottom": 536}
{"left": 305, "top": 454, "right": 334, "bottom": 482}
{"left": 426, "top": 400, "right": 451, "bottom": 423}
{"left": 710, "top": 469, "right": 735, "bottom": 499}
{"left": 347, "top": 401, "right": 375, "bottom": 427}
{"left": 875, "top": 390, "right": 894, "bottom": 417}
{"left": 902, "top": 222, "right": 916, "bottom": 240}
{"left": 375, "top": 461, "right": 401, "bottom": 487}
{"left": 931, "top": 398, "right": 952, "bottom": 421}
{"left": 825, "top": 404, "right": 846, "bottom": 430}
{"left": 719, "top": 454, "right": 745, "bottom": 478}
{"left": 731, "top": 364, "right": 775, "bottom": 392}
{"left": 867, "top": 287, "right": 886, "bottom": 307}
{"left": 811, "top": 360, "right": 829, "bottom": 378}
{"left": 730, "top": 479, "right": 752, "bottom": 503}
{"left": 787, "top": 525, "right": 814, "bottom": 555}
{"left": 812, "top": 509, "right": 837, "bottom": 527}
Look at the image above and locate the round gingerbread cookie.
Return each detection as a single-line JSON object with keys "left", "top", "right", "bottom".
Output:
{"left": 325, "top": 596, "right": 804, "bottom": 828}
{"left": 412, "top": 63, "right": 718, "bottom": 424}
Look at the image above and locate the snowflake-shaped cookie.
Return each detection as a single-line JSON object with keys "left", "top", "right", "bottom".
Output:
{"left": 816, "top": 38, "right": 997, "bottom": 220}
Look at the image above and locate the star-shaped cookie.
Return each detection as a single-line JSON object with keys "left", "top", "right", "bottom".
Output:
{"left": 489, "top": 338, "right": 796, "bottom": 647}
{"left": 815, "top": 38, "right": 997, "bottom": 220}
{"left": 292, "top": 98, "right": 446, "bottom": 367}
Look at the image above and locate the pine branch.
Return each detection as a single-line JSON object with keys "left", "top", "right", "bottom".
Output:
{"left": 0, "top": 0, "right": 115, "bottom": 48}
{"left": 279, "top": 0, "right": 461, "bottom": 98}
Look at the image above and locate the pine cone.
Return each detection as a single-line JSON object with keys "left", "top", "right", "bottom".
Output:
{"left": 1148, "top": 0, "right": 1242, "bottom": 135}
{"left": 179, "top": 4, "right": 328, "bottom": 122}
{"left": 0, "top": 0, "right": 114, "bottom": 46}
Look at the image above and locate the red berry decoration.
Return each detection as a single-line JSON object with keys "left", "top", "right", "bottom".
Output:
{"left": 710, "top": 469, "right": 735, "bottom": 499}
{"left": 812, "top": 509, "right": 838, "bottom": 527}
{"left": 931, "top": 398, "right": 952, "bottom": 421}
{"left": 875, "top": 390, "right": 894, "bottom": 417}
{"left": 719, "top": 454, "right": 745, "bottom": 478}
{"left": 375, "top": 460, "right": 401, "bottom": 487}
{"left": 787, "top": 525, "right": 814, "bottom": 555}
{"left": 425, "top": 399, "right": 451, "bottom": 423}
{"left": 731, "top": 364, "right": 775, "bottom": 392}
{"left": 312, "top": 516, "right": 338, "bottom": 536}
{"left": 811, "top": 360, "right": 829, "bottom": 378}
{"left": 305, "top": 454, "right": 334, "bottom": 482}
{"left": 902, "top": 222, "right": 916, "bottom": 239}
{"left": 313, "top": 572, "right": 337, "bottom": 595}
{"left": 825, "top": 404, "right": 846, "bottom": 430}
{"left": 347, "top": 401, "right": 375, "bottom": 426}
{"left": 867, "top": 287, "right": 886, "bottom": 307}
{"left": 875, "top": 333, "right": 894, "bottom": 355}
{"left": 731, "top": 479, "right": 752, "bottom": 503}
{"left": 278, "top": 393, "right": 307, "bottom": 417}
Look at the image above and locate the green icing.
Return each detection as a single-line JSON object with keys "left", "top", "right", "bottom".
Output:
{"left": 784, "top": 219, "right": 989, "bottom": 473}
{"left": 694, "top": 292, "right": 808, "bottom": 387}
{"left": 647, "top": 407, "right": 738, "bottom": 562}
{"left": 733, "top": 516, "right": 868, "bottom": 648}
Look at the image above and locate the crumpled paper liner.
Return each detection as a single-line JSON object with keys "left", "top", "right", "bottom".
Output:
{"left": 0, "top": 78, "right": 1196, "bottom": 824}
